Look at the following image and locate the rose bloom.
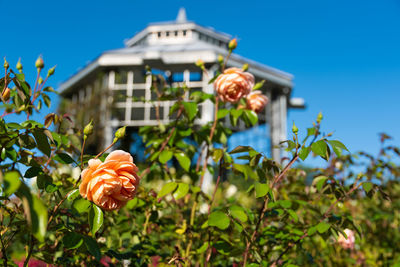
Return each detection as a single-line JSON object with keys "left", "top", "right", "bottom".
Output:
{"left": 246, "top": 90, "right": 269, "bottom": 113}
{"left": 214, "top": 67, "right": 254, "bottom": 103}
{"left": 337, "top": 228, "right": 355, "bottom": 250}
{"left": 79, "top": 150, "right": 139, "bottom": 210}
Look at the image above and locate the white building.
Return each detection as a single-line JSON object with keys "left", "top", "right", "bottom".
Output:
{"left": 59, "top": 8, "right": 304, "bottom": 160}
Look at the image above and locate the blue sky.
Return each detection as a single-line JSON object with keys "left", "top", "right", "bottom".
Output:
{"left": 1, "top": 0, "right": 399, "bottom": 158}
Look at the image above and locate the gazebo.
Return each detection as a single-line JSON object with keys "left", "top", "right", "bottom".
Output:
{"left": 59, "top": 8, "right": 304, "bottom": 160}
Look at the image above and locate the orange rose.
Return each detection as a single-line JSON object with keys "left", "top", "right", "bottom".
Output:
{"left": 214, "top": 67, "right": 254, "bottom": 103}
{"left": 337, "top": 229, "right": 355, "bottom": 250}
{"left": 79, "top": 150, "right": 139, "bottom": 210}
{"left": 246, "top": 90, "right": 268, "bottom": 113}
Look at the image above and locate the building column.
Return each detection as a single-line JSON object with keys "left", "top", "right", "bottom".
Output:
{"left": 270, "top": 92, "right": 287, "bottom": 162}
{"left": 102, "top": 71, "right": 115, "bottom": 150}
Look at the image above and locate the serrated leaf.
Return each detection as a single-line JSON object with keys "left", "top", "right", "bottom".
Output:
{"left": 311, "top": 140, "right": 327, "bottom": 158}
{"left": 174, "top": 183, "right": 189, "bottom": 200}
{"left": 54, "top": 153, "right": 75, "bottom": 164}
{"left": 182, "top": 102, "right": 198, "bottom": 121}
{"left": 288, "top": 209, "right": 298, "bottom": 222}
{"left": 313, "top": 175, "right": 329, "bottom": 191}
{"left": 63, "top": 232, "right": 83, "bottom": 249}
{"left": 67, "top": 189, "right": 80, "bottom": 201}
{"left": 84, "top": 236, "right": 101, "bottom": 261}
{"left": 299, "top": 146, "right": 311, "bottom": 161}
{"left": 244, "top": 109, "right": 258, "bottom": 126}
{"left": 316, "top": 221, "right": 330, "bottom": 234}
{"left": 229, "top": 205, "right": 248, "bottom": 222}
{"left": 88, "top": 204, "right": 103, "bottom": 236}
{"left": 255, "top": 182, "right": 269, "bottom": 198}
{"left": 72, "top": 198, "right": 91, "bottom": 213}
{"left": 327, "top": 140, "right": 349, "bottom": 151}
{"left": 208, "top": 211, "right": 230, "bottom": 230}
{"left": 32, "top": 129, "right": 51, "bottom": 157}
{"left": 363, "top": 182, "right": 373, "bottom": 193}
{"left": 158, "top": 182, "right": 178, "bottom": 198}
{"left": 174, "top": 152, "right": 190, "bottom": 171}
{"left": 217, "top": 109, "right": 230, "bottom": 119}
{"left": 159, "top": 150, "right": 173, "bottom": 164}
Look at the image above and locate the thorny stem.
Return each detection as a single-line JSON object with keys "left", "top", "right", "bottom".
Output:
{"left": 222, "top": 50, "right": 233, "bottom": 72}
{"left": 243, "top": 126, "right": 318, "bottom": 266}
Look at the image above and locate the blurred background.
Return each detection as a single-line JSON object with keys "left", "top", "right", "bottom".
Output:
{"left": 1, "top": 0, "right": 399, "bottom": 161}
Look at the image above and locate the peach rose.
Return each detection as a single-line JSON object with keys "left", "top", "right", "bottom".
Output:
{"left": 246, "top": 90, "right": 268, "bottom": 113}
{"left": 337, "top": 228, "right": 355, "bottom": 250}
{"left": 79, "top": 150, "right": 139, "bottom": 210}
{"left": 214, "top": 67, "right": 254, "bottom": 103}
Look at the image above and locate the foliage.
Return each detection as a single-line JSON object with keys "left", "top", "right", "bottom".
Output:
{"left": 0, "top": 50, "right": 399, "bottom": 267}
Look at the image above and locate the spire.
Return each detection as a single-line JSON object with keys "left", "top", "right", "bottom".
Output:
{"left": 176, "top": 7, "right": 187, "bottom": 23}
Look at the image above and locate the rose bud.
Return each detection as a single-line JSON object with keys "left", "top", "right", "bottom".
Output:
{"left": 337, "top": 228, "right": 355, "bottom": 250}
{"left": 35, "top": 56, "right": 44, "bottom": 70}
{"left": 214, "top": 67, "right": 254, "bottom": 103}
{"left": 228, "top": 38, "right": 237, "bottom": 50}
{"left": 246, "top": 90, "right": 269, "bottom": 113}
{"left": 2, "top": 88, "right": 11, "bottom": 101}
{"left": 79, "top": 150, "right": 140, "bottom": 210}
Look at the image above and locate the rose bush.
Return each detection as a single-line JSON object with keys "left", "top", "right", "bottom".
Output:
{"left": 0, "top": 42, "right": 399, "bottom": 266}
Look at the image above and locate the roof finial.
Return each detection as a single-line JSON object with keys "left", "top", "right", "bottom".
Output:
{"left": 176, "top": 7, "right": 187, "bottom": 23}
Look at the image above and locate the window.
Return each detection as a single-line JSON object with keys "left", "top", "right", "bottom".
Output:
{"left": 115, "top": 70, "right": 128, "bottom": 84}
{"left": 150, "top": 107, "right": 164, "bottom": 120}
{"left": 166, "top": 31, "right": 170, "bottom": 37}
{"left": 190, "top": 72, "right": 202, "bottom": 81}
{"left": 131, "top": 108, "right": 145, "bottom": 120}
{"left": 183, "top": 30, "right": 187, "bottom": 36}
{"left": 174, "top": 31, "right": 178, "bottom": 36}
{"left": 111, "top": 108, "right": 125, "bottom": 120}
{"left": 157, "top": 32, "right": 161, "bottom": 38}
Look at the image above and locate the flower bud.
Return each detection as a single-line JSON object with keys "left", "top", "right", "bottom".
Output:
{"left": 2, "top": 88, "right": 10, "bottom": 101}
{"left": 16, "top": 58, "right": 23, "bottom": 72}
{"left": 195, "top": 59, "right": 205, "bottom": 70}
{"left": 242, "top": 63, "right": 249, "bottom": 71}
{"left": 317, "top": 112, "right": 323, "bottom": 124}
{"left": 3, "top": 58, "right": 9, "bottom": 69}
{"left": 83, "top": 120, "right": 94, "bottom": 137}
{"left": 114, "top": 126, "right": 126, "bottom": 142}
{"left": 228, "top": 38, "right": 237, "bottom": 50}
{"left": 47, "top": 65, "right": 56, "bottom": 77}
{"left": 292, "top": 122, "right": 298, "bottom": 135}
{"left": 217, "top": 54, "right": 224, "bottom": 64}
{"left": 35, "top": 56, "right": 44, "bottom": 70}
{"left": 38, "top": 77, "right": 43, "bottom": 85}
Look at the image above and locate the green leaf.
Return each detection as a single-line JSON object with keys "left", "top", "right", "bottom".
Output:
{"left": 311, "top": 140, "right": 327, "bottom": 158}
{"left": 288, "top": 209, "right": 299, "bottom": 223}
{"left": 244, "top": 109, "right": 258, "bottom": 126}
{"left": 233, "top": 164, "right": 257, "bottom": 180}
{"left": 363, "top": 182, "right": 373, "bottom": 193}
{"left": 32, "top": 129, "right": 51, "bottom": 157}
{"left": 229, "top": 146, "right": 254, "bottom": 154}
{"left": 17, "top": 184, "right": 48, "bottom": 242}
{"left": 42, "top": 93, "right": 51, "bottom": 108}
{"left": 217, "top": 109, "right": 230, "bottom": 119}
{"left": 307, "top": 226, "right": 317, "bottom": 236}
{"left": 279, "top": 200, "right": 292, "bottom": 209}
{"left": 327, "top": 140, "right": 349, "bottom": 151}
{"left": 174, "top": 152, "right": 190, "bottom": 171}
{"left": 316, "top": 221, "right": 331, "bottom": 234}
{"left": 24, "top": 167, "right": 42, "bottom": 178}
{"left": 255, "top": 182, "right": 269, "bottom": 198}
{"left": 299, "top": 146, "right": 311, "bottom": 161}
{"left": 84, "top": 236, "right": 101, "bottom": 261}
{"left": 313, "top": 175, "right": 329, "bottom": 191}
{"left": 158, "top": 182, "right": 178, "bottom": 198}
{"left": 2, "top": 171, "right": 21, "bottom": 196}
{"left": 229, "top": 205, "right": 248, "bottom": 222}
{"left": 72, "top": 198, "right": 91, "bottom": 213}
{"left": 88, "top": 204, "right": 103, "bottom": 236}
{"left": 230, "top": 109, "right": 243, "bottom": 126}
{"left": 67, "top": 189, "right": 80, "bottom": 201}
{"left": 182, "top": 102, "right": 198, "bottom": 121}
{"left": 159, "top": 150, "right": 173, "bottom": 164}
{"left": 174, "top": 183, "right": 189, "bottom": 200}
{"left": 63, "top": 232, "right": 83, "bottom": 249}
{"left": 212, "top": 148, "right": 224, "bottom": 163}
{"left": 54, "top": 153, "right": 75, "bottom": 164}
{"left": 208, "top": 211, "right": 230, "bottom": 230}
